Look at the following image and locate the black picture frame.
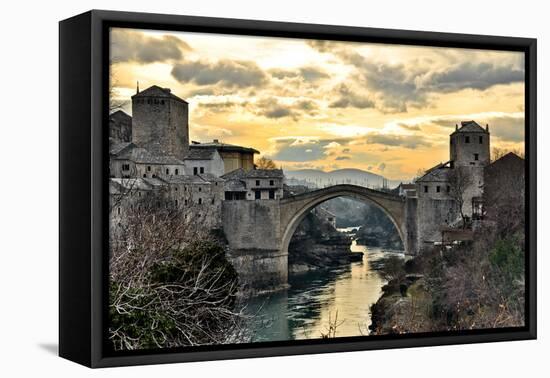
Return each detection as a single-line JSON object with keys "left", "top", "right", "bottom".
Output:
{"left": 59, "top": 9, "right": 537, "bottom": 368}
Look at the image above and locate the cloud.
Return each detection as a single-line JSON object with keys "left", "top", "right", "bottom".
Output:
{"left": 254, "top": 98, "right": 297, "bottom": 119}
{"left": 329, "top": 84, "right": 375, "bottom": 109}
{"left": 315, "top": 46, "right": 524, "bottom": 113}
{"left": 335, "top": 156, "right": 351, "bottom": 160}
{"left": 171, "top": 59, "right": 268, "bottom": 88}
{"left": 486, "top": 116, "right": 525, "bottom": 142}
{"left": 342, "top": 148, "right": 351, "bottom": 153}
{"left": 253, "top": 98, "right": 319, "bottom": 120}
{"left": 270, "top": 66, "right": 330, "bottom": 82}
{"left": 111, "top": 29, "right": 191, "bottom": 64}
{"left": 366, "top": 133, "right": 432, "bottom": 149}
{"left": 378, "top": 163, "right": 386, "bottom": 172}
{"left": 421, "top": 62, "right": 524, "bottom": 92}
{"left": 398, "top": 123, "right": 421, "bottom": 131}
{"left": 270, "top": 137, "right": 353, "bottom": 162}
{"left": 419, "top": 113, "right": 525, "bottom": 143}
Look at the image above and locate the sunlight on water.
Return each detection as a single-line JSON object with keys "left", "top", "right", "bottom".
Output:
{"left": 245, "top": 229, "right": 405, "bottom": 342}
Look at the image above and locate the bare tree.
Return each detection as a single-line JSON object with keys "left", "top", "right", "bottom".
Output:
{"left": 109, "top": 190, "right": 250, "bottom": 350}
{"left": 256, "top": 156, "right": 277, "bottom": 170}
{"left": 492, "top": 147, "right": 525, "bottom": 161}
{"left": 109, "top": 61, "right": 129, "bottom": 113}
{"left": 447, "top": 167, "right": 473, "bottom": 229}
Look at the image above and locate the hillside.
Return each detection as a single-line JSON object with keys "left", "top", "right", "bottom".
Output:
{"left": 284, "top": 168, "right": 403, "bottom": 189}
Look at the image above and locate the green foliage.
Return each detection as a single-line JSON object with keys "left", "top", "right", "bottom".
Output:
{"left": 489, "top": 237, "right": 524, "bottom": 281}
{"left": 109, "top": 283, "right": 177, "bottom": 350}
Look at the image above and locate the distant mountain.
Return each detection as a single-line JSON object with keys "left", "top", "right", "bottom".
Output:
{"left": 284, "top": 168, "right": 403, "bottom": 189}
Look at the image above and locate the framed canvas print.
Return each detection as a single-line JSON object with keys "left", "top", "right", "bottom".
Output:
{"left": 59, "top": 10, "right": 537, "bottom": 368}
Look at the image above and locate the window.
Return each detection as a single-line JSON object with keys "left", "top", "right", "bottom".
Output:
{"left": 447, "top": 185, "right": 451, "bottom": 193}
{"left": 479, "top": 136, "right": 483, "bottom": 144}
{"left": 185, "top": 199, "right": 188, "bottom": 205}
{"left": 175, "top": 168, "right": 179, "bottom": 175}
{"left": 143, "top": 174, "right": 146, "bottom": 178}
{"left": 255, "top": 190, "right": 261, "bottom": 199}
{"left": 166, "top": 168, "right": 170, "bottom": 174}
{"left": 161, "top": 100, "right": 165, "bottom": 105}
{"left": 147, "top": 166, "right": 151, "bottom": 171}
{"left": 193, "top": 167, "right": 198, "bottom": 175}
{"left": 269, "top": 180, "right": 274, "bottom": 186}
{"left": 199, "top": 187, "right": 202, "bottom": 192}
{"left": 474, "top": 153, "right": 479, "bottom": 161}
{"left": 465, "top": 136, "right": 470, "bottom": 143}
{"left": 117, "top": 207, "right": 120, "bottom": 215}
{"left": 174, "top": 187, "right": 178, "bottom": 191}
{"left": 138, "top": 192, "right": 142, "bottom": 197}
{"left": 424, "top": 185, "right": 428, "bottom": 193}
{"left": 122, "top": 164, "right": 130, "bottom": 171}
{"left": 175, "top": 200, "right": 178, "bottom": 206}
{"left": 200, "top": 167, "right": 205, "bottom": 174}
{"left": 436, "top": 186, "right": 441, "bottom": 193}
{"left": 211, "top": 198, "right": 215, "bottom": 204}
{"left": 256, "top": 180, "right": 260, "bottom": 186}
{"left": 198, "top": 198, "right": 202, "bottom": 205}
{"left": 269, "top": 190, "right": 275, "bottom": 199}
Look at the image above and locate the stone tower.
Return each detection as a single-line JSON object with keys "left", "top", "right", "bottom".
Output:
{"left": 449, "top": 120, "right": 491, "bottom": 220}
{"left": 131, "top": 85, "right": 189, "bottom": 159}
{"left": 450, "top": 120, "right": 490, "bottom": 168}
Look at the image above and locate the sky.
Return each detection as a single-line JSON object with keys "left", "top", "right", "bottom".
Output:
{"left": 110, "top": 27, "right": 525, "bottom": 181}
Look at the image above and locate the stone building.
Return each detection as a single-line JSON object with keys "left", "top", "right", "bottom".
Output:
{"left": 109, "top": 84, "right": 284, "bottom": 238}
{"left": 312, "top": 207, "right": 337, "bottom": 228}
{"left": 131, "top": 85, "right": 190, "bottom": 159}
{"left": 183, "top": 147, "right": 225, "bottom": 177}
{"left": 222, "top": 168, "right": 284, "bottom": 200}
{"left": 189, "top": 140, "right": 258, "bottom": 174}
{"left": 483, "top": 152, "right": 525, "bottom": 223}
{"left": 109, "top": 110, "right": 132, "bottom": 144}
{"left": 109, "top": 142, "right": 185, "bottom": 179}
{"left": 411, "top": 120, "right": 491, "bottom": 251}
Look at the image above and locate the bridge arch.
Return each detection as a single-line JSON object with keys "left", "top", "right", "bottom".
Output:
{"left": 279, "top": 185, "right": 406, "bottom": 257}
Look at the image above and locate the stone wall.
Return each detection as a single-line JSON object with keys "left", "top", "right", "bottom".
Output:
{"left": 450, "top": 131, "right": 490, "bottom": 167}
{"left": 416, "top": 197, "right": 459, "bottom": 252}
{"left": 132, "top": 97, "right": 189, "bottom": 159}
{"left": 222, "top": 200, "right": 287, "bottom": 291}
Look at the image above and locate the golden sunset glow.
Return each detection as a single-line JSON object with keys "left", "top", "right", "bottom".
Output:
{"left": 110, "top": 28, "right": 525, "bottom": 180}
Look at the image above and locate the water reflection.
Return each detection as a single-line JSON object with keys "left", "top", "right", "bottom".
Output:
{"left": 245, "top": 235, "right": 404, "bottom": 342}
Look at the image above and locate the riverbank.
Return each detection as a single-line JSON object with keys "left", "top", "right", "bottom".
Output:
{"left": 288, "top": 212, "right": 363, "bottom": 273}
{"left": 369, "top": 234, "right": 526, "bottom": 334}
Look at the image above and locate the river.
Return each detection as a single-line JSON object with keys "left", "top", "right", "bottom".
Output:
{"left": 244, "top": 228, "right": 405, "bottom": 342}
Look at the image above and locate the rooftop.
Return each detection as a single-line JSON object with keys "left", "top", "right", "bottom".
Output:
{"left": 416, "top": 162, "right": 451, "bottom": 182}
{"left": 131, "top": 85, "right": 187, "bottom": 104}
{"left": 184, "top": 148, "right": 218, "bottom": 161}
{"left": 190, "top": 140, "right": 259, "bottom": 155}
{"left": 452, "top": 120, "right": 489, "bottom": 135}
{"left": 110, "top": 142, "right": 135, "bottom": 157}
{"left": 112, "top": 144, "right": 185, "bottom": 165}
{"left": 244, "top": 169, "right": 284, "bottom": 179}
{"left": 109, "top": 110, "right": 132, "bottom": 122}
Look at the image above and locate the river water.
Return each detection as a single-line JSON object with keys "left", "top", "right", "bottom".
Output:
{"left": 245, "top": 229, "right": 405, "bottom": 342}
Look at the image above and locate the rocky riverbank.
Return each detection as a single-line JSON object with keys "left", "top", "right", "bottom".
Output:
{"left": 288, "top": 212, "right": 362, "bottom": 273}
{"left": 355, "top": 224, "right": 403, "bottom": 250}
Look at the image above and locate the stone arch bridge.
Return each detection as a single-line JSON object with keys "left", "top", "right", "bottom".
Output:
{"left": 222, "top": 184, "right": 414, "bottom": 291}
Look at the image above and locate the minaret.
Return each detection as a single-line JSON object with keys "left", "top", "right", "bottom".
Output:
{"left": 136, "top": 81, "right": 140, "bottom": 94}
